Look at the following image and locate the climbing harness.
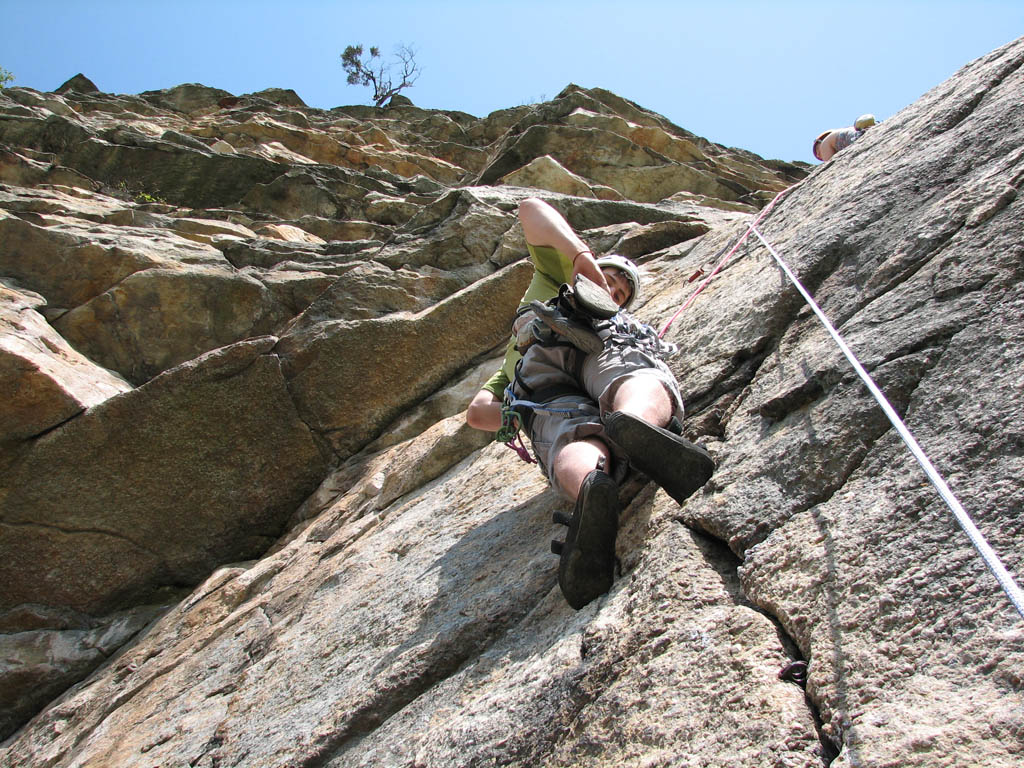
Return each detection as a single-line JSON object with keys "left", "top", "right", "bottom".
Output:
{"left": 496, "top": 384, "right": 589, "bottom": 465}
{"left": 748, "top": 224, "right": 1024, "bottom": 621}
{"left": 500, "top": 292, "right": 678, "bottom": 466}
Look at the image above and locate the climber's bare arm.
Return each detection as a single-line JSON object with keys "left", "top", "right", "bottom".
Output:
{"left": 518, "top": 197, "right": 610, "bottom": 292}
{"left": 817, "top": 131, "right": 842, "bottom": 161}
{"left": 467, "top": 389, "right": 503, "bottom": 432}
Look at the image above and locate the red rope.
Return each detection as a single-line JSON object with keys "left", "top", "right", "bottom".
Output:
{"left": 658, "top": 182, "right": 802, "bottom": 338}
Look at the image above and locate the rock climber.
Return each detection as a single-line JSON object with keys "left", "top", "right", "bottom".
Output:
{"left": 813, "top": 114, "right": 877, "bottom": 162}
{"left": 467, "top": 197, "right": 714, "bottom": 609}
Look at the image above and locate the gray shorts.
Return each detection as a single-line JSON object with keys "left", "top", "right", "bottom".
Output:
{"left": 513, "top": 339, "right": 683, "bottom": 499}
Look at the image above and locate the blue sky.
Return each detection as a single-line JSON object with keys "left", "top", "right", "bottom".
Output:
{"left": 3, "top": 1, "right": 1021, "bottom": 163}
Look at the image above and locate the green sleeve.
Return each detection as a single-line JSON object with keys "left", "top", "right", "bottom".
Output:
{"left": 520, "top": 244, "right": 574, "bottom": 307}
{"left": 482, "top": 339, "right": 515, "bottom": 399}
{"left": 484, "top": 244, "right": 574, "bottom": 401}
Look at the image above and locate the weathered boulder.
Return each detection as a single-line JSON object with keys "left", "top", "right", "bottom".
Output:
{"left": 0, "top": 115, "right": 285, "bottom": 209}
{"left": 0, "top": 602, "right": 166, "bottom": 742}
{"left": 0, "top": 210, "right": 205, "bottom": 310}
{"left": 478, "top": 84, "right": 797, "bottom": 205}
{"left": 55, "top": 73, "right": 99, "bottom": 94}
{"left": 166, "top": 215, "right": 259, "bottom": 243}
{"left": 293, "top": 260, "right": 464, "bottom": 322}
{"left": 241, "top": 168, "right": 365, "bottom": 220}
{"left": 0, "top": 183, "right": 135, "bottom": 223}
{"left": 610, "top": 217, "right": 713, "bottom": 257}
{"left": 0, "top": 148, "right": 98, "bottom": 190}
{"left": 139, "top": 83, "right": 235, "bottom": 114}
{"left": 375, "top": 188, "right": 517, "bottom": 270}
{"left": 0, "top": 337, "right": 328, "bottom": 618}
{"left": 254, "top": 222, "right": 326, "bottom": 244}
{"left": 53, "top": 265, "right": 288, "bottom": 384}
{"left": 498, "top": 153, "right": 603, "bottom": 198}
{"left": 277, "top": 260, "right": 534, "bottom": 457}
{"left": 0, "top": 199, "right": 309, "bottom": 385}
{"left": 0, "top": 281, "right": 130, "bottom": 447}
{"left": 248, "top": 87, "right": 308, "bottom": 108}
{"left": 275, "top": 215, "right": 392, "bottom": 243}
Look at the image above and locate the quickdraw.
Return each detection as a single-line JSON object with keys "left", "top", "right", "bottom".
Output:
{"left": 495, "top": 405, "right": 536, "bottom": 464}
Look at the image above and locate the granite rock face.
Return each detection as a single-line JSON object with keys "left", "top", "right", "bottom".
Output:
{"left": 1, "top": 39, "right": 1022, "bottom": 768}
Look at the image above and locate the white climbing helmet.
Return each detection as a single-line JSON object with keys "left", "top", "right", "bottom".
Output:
{"left": 596, "top": 254, "right": 641, "bottom": 309}
{"left": 854, "top": 114, "right": 877, "bottom": 131}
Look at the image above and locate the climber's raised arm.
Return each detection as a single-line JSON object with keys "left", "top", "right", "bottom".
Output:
{"left": 517, "top": 197, "right": 610, "bottom": 294}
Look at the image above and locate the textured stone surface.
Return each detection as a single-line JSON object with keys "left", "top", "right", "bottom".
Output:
{"left": 1, "top": 39, "right": 1022, "bottom": 767}
{"left": 0, "top": 281, "right": 130, "bottom": 446}
{"left": 276, "top": 260, "right": 533, "bottom": 458}
{"left": 499, "top": 154, "right": 612, "bottom": 199}
{"left": 0, "top": 337, "right": 328, "bottom": 617}
{"left": 0, "top": 603, "right": 165, "bottom": 741}
{"left": 53, "top": 264, "right": 287, "bottom": 384}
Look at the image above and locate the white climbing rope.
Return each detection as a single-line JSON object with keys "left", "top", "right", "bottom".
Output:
{"left": 750, "top": 224, "right": 1024, "bottom": 622}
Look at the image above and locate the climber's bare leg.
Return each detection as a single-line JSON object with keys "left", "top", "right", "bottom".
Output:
{"left": 610, "top": 375, "right": 672, "bottom": 429}
{"left": 552, "top": 437, "right": 611, "bottom": 501}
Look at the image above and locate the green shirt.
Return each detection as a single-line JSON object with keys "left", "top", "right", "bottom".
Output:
{"left": 482, "top": 244, "right": 573, "bottom": 398}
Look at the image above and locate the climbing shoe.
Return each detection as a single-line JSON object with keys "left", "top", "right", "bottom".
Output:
{"left": 528, "top": 275, "right": 619, "bottom": 354}
{"left": 529, "top": 298, "right": 604, "bottom": 355}
{"left": 603, "top": 411, "right": 715, "bottom": 505}
{"left": 551, "top": 469, "right": 620, "bottom": 610}
{"left": 571, "top": 274, "right": 620, "bottom": 319}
